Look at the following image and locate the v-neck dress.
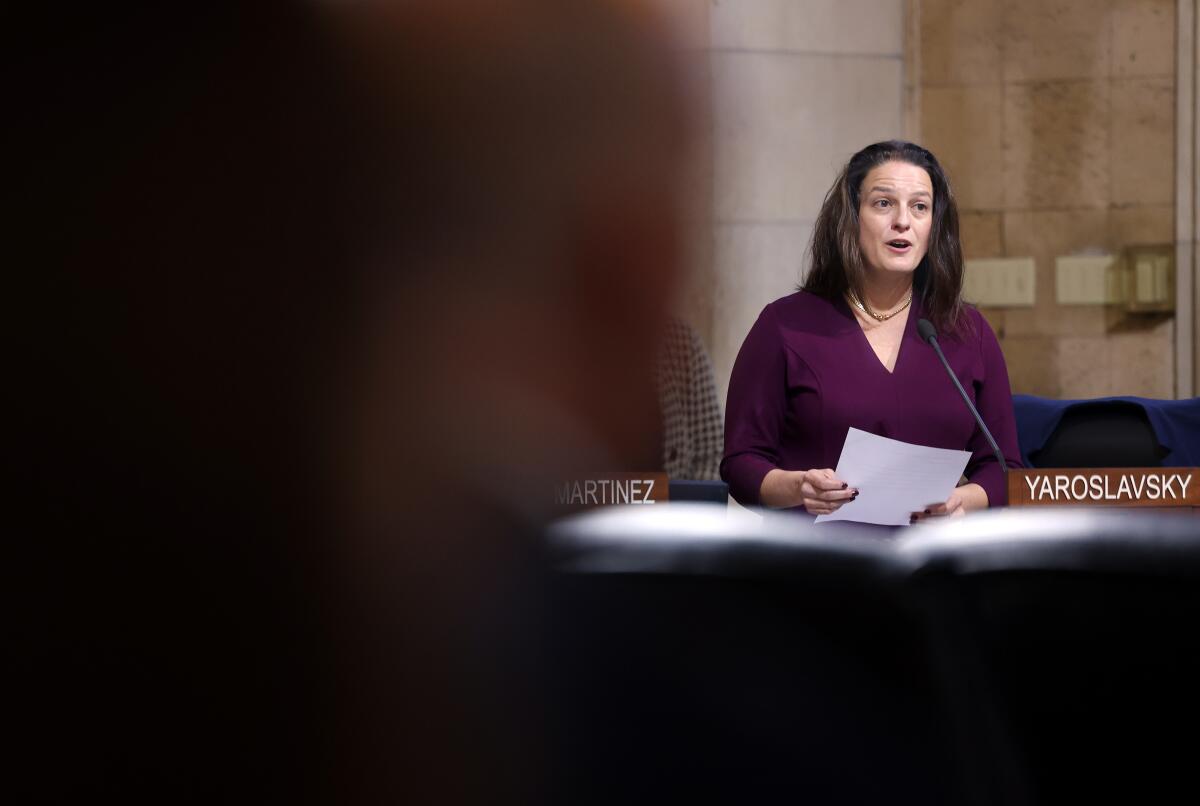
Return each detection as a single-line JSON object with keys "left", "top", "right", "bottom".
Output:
{"left": 720, "top": 290, "right": 1023, "bottom": 509}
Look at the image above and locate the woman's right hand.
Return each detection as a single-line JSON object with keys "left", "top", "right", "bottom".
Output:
{"left": 759, "top": 468, "right": 858, "bottom": 514}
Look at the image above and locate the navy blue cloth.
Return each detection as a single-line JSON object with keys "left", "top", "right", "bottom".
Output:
{"left": 1013, "top": 394, "right": 1200, "bottom": 467}
{"left": 668, "top": 479, "right": 729, "bottom": 505}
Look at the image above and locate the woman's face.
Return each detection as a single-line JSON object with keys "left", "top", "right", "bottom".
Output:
{"left": 857, "top": 160, "right": 933, "bottom": 279}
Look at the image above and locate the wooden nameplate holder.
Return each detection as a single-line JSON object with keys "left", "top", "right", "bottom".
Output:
{"left": 1008, "top": 468, "right": 1200, "bottom": 512}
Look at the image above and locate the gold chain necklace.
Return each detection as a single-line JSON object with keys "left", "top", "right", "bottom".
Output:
{"left": 848, "top": 289, "right": 912, "bottom": 322}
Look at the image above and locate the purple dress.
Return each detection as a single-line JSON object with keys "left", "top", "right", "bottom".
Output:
{"left": 720, "top": 291, "right": 1023, "bottom": 509}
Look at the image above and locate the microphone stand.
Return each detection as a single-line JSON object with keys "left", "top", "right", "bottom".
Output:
{"left": 918, "top": 318, "right": 1007, "bottom": 472}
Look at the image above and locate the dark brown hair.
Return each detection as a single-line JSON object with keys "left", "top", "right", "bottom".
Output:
{"left": 802, "top": 140, "right": 966, "bottom": 335}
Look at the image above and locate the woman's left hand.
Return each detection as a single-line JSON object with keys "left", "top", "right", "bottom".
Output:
{"left": 911, "top": 483, "right": 988, "bottom": 524}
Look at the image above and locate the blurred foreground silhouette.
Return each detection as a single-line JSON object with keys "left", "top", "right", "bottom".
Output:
{"left": 14, "top": 2, "right": 693, "bottom": 802}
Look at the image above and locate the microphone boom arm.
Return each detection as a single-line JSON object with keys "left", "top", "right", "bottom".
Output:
{"left": 918, "top": 319, "right": 1008, "bottom": 473}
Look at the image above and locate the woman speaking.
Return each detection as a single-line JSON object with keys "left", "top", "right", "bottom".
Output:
{"left": 720, "top": 140, "right": 1022, "bottom": 522}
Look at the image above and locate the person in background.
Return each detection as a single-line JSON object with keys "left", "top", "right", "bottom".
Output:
{"left": 656, "top": 315, "right": 723, "bottom": 481}
{"left": 721, "top": 140, "right": 1022, "bottom": 522}
{"left": 13, "top": 1, "right": 693, "bottom": 803}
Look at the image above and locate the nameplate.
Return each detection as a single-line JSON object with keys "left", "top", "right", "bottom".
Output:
{"left": 1007, "top": 468, "right": 1200, "bottom": 508}
{"left": 554, "top": 472, "right": 669, "bottom": 510}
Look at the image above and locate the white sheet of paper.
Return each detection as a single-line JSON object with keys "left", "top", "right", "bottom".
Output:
{"left": 813, "top": 428, "right": 972, "bottom": 526}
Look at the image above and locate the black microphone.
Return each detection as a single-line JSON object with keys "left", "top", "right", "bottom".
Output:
{"left": 917, "top": 318, "right": 1007, "bottom": 472}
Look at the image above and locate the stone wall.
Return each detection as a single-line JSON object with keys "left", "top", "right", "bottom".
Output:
{"left": 914, "top": 0, "right": 1179, "bottom": 398}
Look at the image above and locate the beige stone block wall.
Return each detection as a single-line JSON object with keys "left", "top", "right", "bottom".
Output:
{"left": 920, "top": 0, "right": 1004, "bottom": 84}
{"left": 1001, "top": 0, "right": 1112, "bottom": 82}
{"left": 913, "top": 0, "right": 1180, "bottom": 399}
{"left": 1113, "top": 0, "right": 1178, "bottom": 76}
{"left": 920, "top": 85, "right": 1005, "bottom": 208}
{"left": 1189, "top": 0, "right": 1200, "bottom": 395}
{"left": 1111, "top": 77, "right": 1176, "bottom": 205}
{"left": 1003, "top": 82, "right": 1110, "bottom": 210}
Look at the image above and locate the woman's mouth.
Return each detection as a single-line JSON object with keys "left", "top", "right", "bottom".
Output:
{"left": 885, "top": 239, "right": 912, "bottom": 254}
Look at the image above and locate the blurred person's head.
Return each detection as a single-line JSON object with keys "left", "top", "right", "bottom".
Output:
{"left": 337, "top": 0, "right": 695, "bottom": 512}
{"left": 14, "top": 1, "right": 693, "bottom": 803}
{"left": 327, "top": 3, "right": 695, "bottom": 799}
{"left": 804, "top": 140, "right": 964, "bottom": 332}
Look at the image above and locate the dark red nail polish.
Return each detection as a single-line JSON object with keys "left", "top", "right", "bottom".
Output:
{"left": 841, "top": 483, "right": 848, "bottom": 489}
{"left": 924, "top": 509, "right": 931, "bottom": 514}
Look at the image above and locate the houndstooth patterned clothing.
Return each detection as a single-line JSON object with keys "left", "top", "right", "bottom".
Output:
{"left": 656, "top": 317, "right": 724, "bottom": 481}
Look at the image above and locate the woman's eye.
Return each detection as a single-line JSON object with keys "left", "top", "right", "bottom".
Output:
{"left": 873, "top": 199, "right": 890, "bottom": 208}
{"left": 914, "top": 203, "right": 929, "bottom": 212}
